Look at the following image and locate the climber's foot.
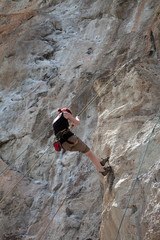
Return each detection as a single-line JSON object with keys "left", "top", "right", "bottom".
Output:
{"left": 100, "top": 166, "right": 112, "bottom": 176}
{"left": 100, "top": 157, "right": 109, "bottom": 166}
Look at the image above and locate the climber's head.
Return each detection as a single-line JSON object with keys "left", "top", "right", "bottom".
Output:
{"left": 57, "top": 108, "right": 72, "bottom": 115}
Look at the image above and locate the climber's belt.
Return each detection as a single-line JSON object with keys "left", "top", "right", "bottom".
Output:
{"left": 56, "top": 129, "right": 78, "bottom": 145}
{"left": 56, "top": 129, "right": 70, "bottom": 139}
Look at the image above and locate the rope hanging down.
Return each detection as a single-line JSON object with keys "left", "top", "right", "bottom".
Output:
{"left": 0, "top": 56, "right": 140, "bottom": 217}
{"left": 0, "top": 56, "right": 136, "bottom": 176}
{"left": 114, "top": 116, "right": 160, "bottom": 240}
{"left": 36, "top": 57, "right": 141, "bottom": 240}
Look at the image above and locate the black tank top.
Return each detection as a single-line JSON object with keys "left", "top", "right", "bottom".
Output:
{"left": 53, "top": 112, "right": 69, "bottom": 135}
{"left": 53, "top": 112, "right": 73, "bottom": 144}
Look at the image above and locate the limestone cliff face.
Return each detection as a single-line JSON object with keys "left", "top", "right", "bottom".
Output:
{"left": 0, "top": 1, "right": 160, "bottom": 240}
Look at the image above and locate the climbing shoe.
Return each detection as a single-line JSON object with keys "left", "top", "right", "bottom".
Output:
{"left": 100, "top": 166, "right": 112, "bottom": 176}
{"left": 100, "top": 157, "right": 109, "bottom": 166}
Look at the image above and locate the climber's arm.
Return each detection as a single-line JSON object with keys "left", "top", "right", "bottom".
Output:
{"left": 63, "top": 112, "right": 80, "bottom": 126}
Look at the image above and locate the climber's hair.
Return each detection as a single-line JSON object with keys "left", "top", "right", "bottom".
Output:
{"left": 57, "top": 108, "right": 72, "bottom": 115}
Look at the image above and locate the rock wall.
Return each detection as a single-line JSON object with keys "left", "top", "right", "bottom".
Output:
{"left": 0, "top": 0, "right": 160, "bottom": 240}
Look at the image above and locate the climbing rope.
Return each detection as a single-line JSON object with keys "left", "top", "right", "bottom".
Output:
{"left": 0, "top": 143, "right": 52, "bottom": 204}
{"left": 37, "top": 161, "right": 91, "bottom": 240}
{"left": 0, "top": 56, "right": 140, "bottom": 206}
{"left": 36, "top": 57, "right": 142, "bottom": 240}
{"left": 114, "top": 116, "right": 160, "bottom": 240}
{"left": 0, "top": 55, "right": 143, "bottom": 239}
{"left": 0, "top": 56, "right": 135, "bottom": 176}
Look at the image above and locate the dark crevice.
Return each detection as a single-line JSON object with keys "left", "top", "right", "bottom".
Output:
{"left": 0, "top": 139, "right": 10, "bottom": 147}
{"left": 149, "top": 31, "right": 156, "bottom": 57}
{"left": 0, "top": 135, "right": 16, "bottom": 147}
{"left": 107, "top": 168, "right": 115, "bottom": 193}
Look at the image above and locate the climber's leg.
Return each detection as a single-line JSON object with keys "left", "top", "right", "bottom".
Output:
{"left": 85, "top": 150, "right": 105, "bottom": 172}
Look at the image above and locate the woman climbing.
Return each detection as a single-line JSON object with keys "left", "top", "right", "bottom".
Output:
{"left": 52, "top": 107, "right": 111, "bottom": 176}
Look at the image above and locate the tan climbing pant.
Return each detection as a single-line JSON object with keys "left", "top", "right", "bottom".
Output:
{"left": 62, "top": 135, "right": 90, "bottom": 153}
